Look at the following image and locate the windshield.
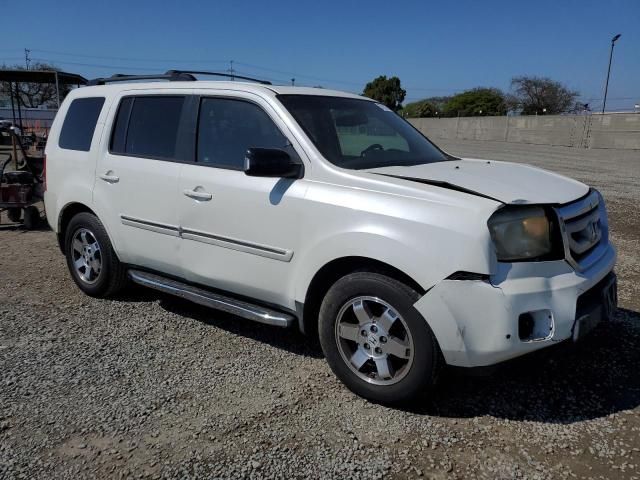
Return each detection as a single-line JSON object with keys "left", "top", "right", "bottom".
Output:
{"left": 278, "top": 95, "right": 451, "bottom": 170}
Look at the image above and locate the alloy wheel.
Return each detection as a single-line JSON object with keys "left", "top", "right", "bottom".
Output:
{"left": 335, "top": 296, "right": 415, "bottom": 386}
{"left": 71, "top": 228, "right": 102, "bottom": 284}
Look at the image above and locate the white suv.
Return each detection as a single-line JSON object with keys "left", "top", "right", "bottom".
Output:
{"left": 44, "top": 71, "right": 617, "bottom": 404}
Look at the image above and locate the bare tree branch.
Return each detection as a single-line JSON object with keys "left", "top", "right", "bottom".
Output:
{"left": 510, "top": 76, "right": 579, "bottom": 115}
{"left": 0, "top": 62, "right": 71, "bottom": 108}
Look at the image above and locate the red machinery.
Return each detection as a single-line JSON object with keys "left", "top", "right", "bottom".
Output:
{"left": 0, "top": 131, "right": 44, "bottom": 229}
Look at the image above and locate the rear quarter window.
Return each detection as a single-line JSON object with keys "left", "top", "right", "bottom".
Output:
{"left": 58, "top": 97, "right": 105, "bottom": 151}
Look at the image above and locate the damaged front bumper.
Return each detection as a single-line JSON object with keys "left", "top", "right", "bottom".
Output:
{"left": 414, "top": 244, "right": 617, "bottom": 368}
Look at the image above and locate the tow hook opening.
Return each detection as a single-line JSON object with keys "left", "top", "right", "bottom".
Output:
{"left": 518, "top": 309, "right": 554, "bottom": 342}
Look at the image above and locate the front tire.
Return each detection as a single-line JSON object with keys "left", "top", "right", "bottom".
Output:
{"left": 64, "top": 212, "right": 127, "bottom": 297}
{"left": 319, "top": 272, "right": 440, "bottom": 405}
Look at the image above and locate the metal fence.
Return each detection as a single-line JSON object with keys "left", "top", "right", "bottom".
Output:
{"left": 0, "top": 107, "right": 57, "bottom": 134}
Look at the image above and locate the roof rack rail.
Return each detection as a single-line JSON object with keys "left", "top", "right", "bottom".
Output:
{"left": 165, "top": 70, "right": 272, "bottom": 85}
{"left": 87, "top": 72, "right": 196, "bottom": 86}
{"left": 87, "top": 70, "right": 272, "bottom": 86}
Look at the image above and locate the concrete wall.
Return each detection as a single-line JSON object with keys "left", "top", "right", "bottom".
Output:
{"left": 409, "top": 113, "right": 640, "bottom": 150}
{"left": 2, "top": 107, "right": 638, "bottom": 150}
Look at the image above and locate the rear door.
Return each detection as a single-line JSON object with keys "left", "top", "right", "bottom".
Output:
{"left": 93, "top": 92, "right": 192, "bottom": 276}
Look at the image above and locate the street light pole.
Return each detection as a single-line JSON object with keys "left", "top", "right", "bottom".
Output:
{"left": 602, "top": 33, "right": 621, "bottom": 114}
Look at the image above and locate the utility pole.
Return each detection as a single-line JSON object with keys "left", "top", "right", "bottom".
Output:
{"left": 227, "top": 60, "right": 235, "bottom": 81}
{"left": 24, "top": 48, "right": 31, "bottom": 69}
{"left": 602, "top": 34, "right": 621, "bottom": 114}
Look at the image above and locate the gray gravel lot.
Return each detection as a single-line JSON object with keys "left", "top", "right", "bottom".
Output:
{"left": 1, "top": 140, "right": 639, "bottom": 479}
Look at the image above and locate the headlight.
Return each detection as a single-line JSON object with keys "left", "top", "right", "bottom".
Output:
{"left": 488, "top": 206, "right": 556, "bottom": 261}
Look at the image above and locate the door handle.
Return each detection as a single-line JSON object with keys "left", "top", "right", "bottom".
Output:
{"left": 183, "top": 189, "right": 213, "bottom": 201}
{"left": 99, "top": 173, "right": 119, "bottom": 183}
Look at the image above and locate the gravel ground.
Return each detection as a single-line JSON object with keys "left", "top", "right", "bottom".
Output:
{"left": 1, "top": 140, "right": 639, "bottom": 479}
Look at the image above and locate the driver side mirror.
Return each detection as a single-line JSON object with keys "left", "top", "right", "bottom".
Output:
{"left": 244, "top": 148, "right": 304, "bottom": 179}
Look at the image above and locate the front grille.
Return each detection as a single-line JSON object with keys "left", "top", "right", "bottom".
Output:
{"left": 555, "top": 190, "right": 608, "bottom": 271}
{"left": 565, "top": 203, "right": 601, "bottom": 259}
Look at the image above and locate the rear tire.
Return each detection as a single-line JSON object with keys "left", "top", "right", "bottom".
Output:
{"left": 64, "top": 212, "right": 127, "bottom": 297}
{"left": 319, "top": 272, "right": 441, "bottom": 405}
{"left": 7, "top": 207, "right": 21, "bottom": 223}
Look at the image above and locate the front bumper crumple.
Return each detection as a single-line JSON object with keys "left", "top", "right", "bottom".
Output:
{"left": 413, "top": 243, "right": 616, "bottom": 368}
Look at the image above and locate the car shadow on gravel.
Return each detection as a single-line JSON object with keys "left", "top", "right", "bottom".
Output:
{"left": 111, "top": 284, "right": 640, "bottom": 422}
{"left": 0, "top": 212, "right": 50, "bottom": 232}
{"left": 412, "top": 307, "right": 640, "bottom": 424}
{"left": 151, "top": 292, "right": 324, "bottom": 359}
{"left": 0, "top": 223, "right": 50, "bottom": 232}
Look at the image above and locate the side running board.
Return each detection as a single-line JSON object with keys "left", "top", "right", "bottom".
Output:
{"left": 128, "top": 269, "right": 295, "bottom": 328}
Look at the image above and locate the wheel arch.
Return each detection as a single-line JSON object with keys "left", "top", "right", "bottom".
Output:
{"left": 299, "top": 256, "right": 426, "bottom": 338}
{"left": 56, "top": 202, "right": 98, "bottom": 253}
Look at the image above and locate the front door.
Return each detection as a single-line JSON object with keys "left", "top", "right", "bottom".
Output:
{"left": 177, "top": 95, "right": 308, "bottom": 308}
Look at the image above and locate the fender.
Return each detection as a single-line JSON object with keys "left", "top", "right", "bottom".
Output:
{"left": 293, "top": 230, "right": 444, "bottom": 305}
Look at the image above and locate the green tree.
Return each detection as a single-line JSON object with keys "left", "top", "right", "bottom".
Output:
{"left": 510, "top": 76, "right": 579, "bottom": 115}
{"left": 401, "top": 96, "right": 452, "bottom": 117}
{"left": 443, "top": 88, "right": 506, "bottom": 117}
{"left": 401, "top": 100, "right": 437, "bottom": 118}
{"left": 0, "top": 62, "right": 70, "bottom": 108}
{"left": 363, "top": 76, "right": 406, "bottom": 111}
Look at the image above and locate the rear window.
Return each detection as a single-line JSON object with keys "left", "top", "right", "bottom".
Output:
{"left": 58, "top": 97, "right": 105, "bottom": 151}
{"left": 110, "top": 96, "right": 185, "bottom": 160}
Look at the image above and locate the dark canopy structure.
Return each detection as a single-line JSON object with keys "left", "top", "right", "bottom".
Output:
{"left": 0, "top": 69, "right": 87, "bottom": 86}
{"left": 0, "top": 69, "right": 88, "bottom": 131}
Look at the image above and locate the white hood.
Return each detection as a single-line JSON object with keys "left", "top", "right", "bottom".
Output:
{"left": 367, "top": 158, "right": 588, "bottom": 205}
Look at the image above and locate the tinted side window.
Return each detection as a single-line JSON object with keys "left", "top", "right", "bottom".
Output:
{"left": 113, "top": 96, "right": 185, "bottom": 159}
{"left": 109, "top": 97, "right": 133, "bottom": 153}
{"left": 198, "top": 98, "right": 287, "bottom": 169}
{"left": 59, "top": 97, "right": 105, "bottom": 151}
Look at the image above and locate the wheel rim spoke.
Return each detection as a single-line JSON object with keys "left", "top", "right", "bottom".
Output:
{"left": 378, "top": 307, "right": 398, "bottom": 331}
{"left": 74, "top": 257, "right": 86, "bottom": 271}
{"left": 91, "top": 258, "right": 101, "bottom": 274}
{"left": 350, "top": 348, "right": 369, "bottom": 370}
{"left": 385, "top": 337, "right": 411, "bottom": 359}
{"left": 374, "top": 357, "right": 394, "bottom": 380}
{"left": 72, "top": 239, "right": 83, "bottom": 254}
{"left": 338, "top": 323, "right": 361, "bottom": 342}
{"left": 352, "top": 299, "right": 374, "bottom": 325}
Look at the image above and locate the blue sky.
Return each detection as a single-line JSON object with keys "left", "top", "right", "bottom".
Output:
{"left": 2, "top": 0, "right": 638, "bottom": 111}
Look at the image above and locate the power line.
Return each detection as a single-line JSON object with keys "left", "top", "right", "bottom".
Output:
{"left": 31, "top": 58, "right": 168, "bottom": 72}
{"left": 24, "top": 47, "right": 467, "bottom": 92}
{"left": 235, "top": 61, "right": 468, "bottom": 92}
{"left": 4, "top": 47, "right": 638, "bottom": 101}
{"left": 28, "top": 58, "right": 299, "bottom": 85}
{"left": 233, "top": 61, "right": 364, "bottom": 87}
{"left": 18, "top": 49, "right": 366, "bottom": 88}
{"left": 30, "top": 48, "right": 228, "bottom": 65}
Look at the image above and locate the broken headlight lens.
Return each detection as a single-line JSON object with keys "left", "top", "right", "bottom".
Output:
{"left": 488, "top": 206, "right": 553, "bottom": 261}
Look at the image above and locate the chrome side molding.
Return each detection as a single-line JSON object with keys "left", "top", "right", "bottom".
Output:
{"left": 128, "top": 269, "right": 294, "bottom": 328}
{"left": 120, "top": 215, "right": 293, "bottom": 262}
